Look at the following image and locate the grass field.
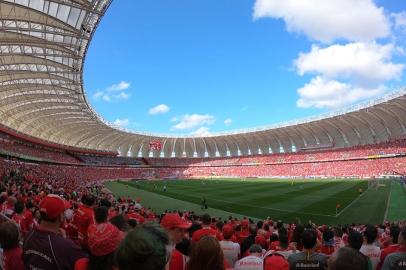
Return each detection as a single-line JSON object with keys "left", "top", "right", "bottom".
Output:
{"left": 105, "top": 178, "right": 404, "bottom": 225}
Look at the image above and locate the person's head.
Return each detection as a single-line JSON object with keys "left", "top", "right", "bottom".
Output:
{"left": 399, "top": 227, "right": 406, "bottom": 246}
{"left": 0, "top": 221, "right": 20, "bottom": 250}
{"left": 94, "top": 206, "right": 109, "bottom": 224}
{"left": 222, "top": 225, "right": 234, "bottom": 240}
{"left": 348, "top": 230, "right": 363, "bottom": 250}
{"left": 110, "top": 215, "right": 129, "bottom": 232}
{"left": 291, "top": 224, "right": 305, "bottom": 245}
{"left": 39, "top": 194, "right": 66, "bottom": 226}
{"left": 186, "top": 236, "right": 225, "bottom": 270}
{"left": 249, "top": 224, "right": 257, "bottom": 236}
{"left": 201, "top": 214, "right": 211, "bottom": 226}
{"left": 160, "top": 213, "right": 191, "bottom": 244}
{"left": 389, "top": 225, "right": 401, "bottom": 244}
{"left": 14, "top": 200, "right": 25, "bottom": 214}
{"left": 364, "top": 225, "right": 377, "bottom": 244}
{"left": 116, "top": 224, "right": 169, "bottom": 270}
{"left": 328, "top": 247, "right": 368, "bottom": 270}
{"left": 81, "top": 194, "right": 95, "bottom": 207}
{"left": 302, "top": 229, "right": 317, "bottom": 250}
{"left": 279, "top": 233, "right": 289, "bottom": 249}
{"left": 88, "top": 223, "right": 123, "bottom": 270}
{"left": 323, "top": 229, "right": 334, "bottom": 245}
{"left": 249, "top": 244, "right": 263, "bottom": 257}
{"left": 270, "top": 233, "right": 279, "bottom": 243}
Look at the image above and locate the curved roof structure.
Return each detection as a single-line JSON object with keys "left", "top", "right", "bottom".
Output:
{"left": 1, "top": 0, "right": 406, "bottom": 158}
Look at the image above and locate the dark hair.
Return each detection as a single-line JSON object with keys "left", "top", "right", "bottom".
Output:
{"left": 82, "top": 194, "right": 95, "bottom": 206}
{"left": 334, "top": 227, "right": 343, "bottom": 238}
{"left": 279, "top": 233, "right": 289, "bottom": 249}
{"left": 116, "top": 224, "right": 169, "bottom": 270}
{"left": 390, "top": 225, "right": 401, "bottom": 244}
{"left": 348, "top": 231, "right": 363, "bottom": 250}
{"left": 249, "top": 224, "right": 257, "bottom": 236}
{"left": 201, "top": 214, "right": 211, "bottom": 225}
{"left": 186, "top": 236, "right": 225, "bottom": 270}
{"left": 323, "top": 229, "right": 334, "bottom": 242}
{"left": 94, "top": 206, "right": 108, "bottom": 224}
{"left": 14, "top": 200, "right": 25, "bottom": 214}
{"left": 257, "top": 221, "right": 264, "bottom": 230}
{"left": 291, "top": 224, "right": 304, "bottom": 246}
{"left": 269, "top": 234, "right": 279, "bottom": 243}
{"left": 302, "top": 229, "right": 317, "bottom": 249}
{"left": 0, "top": 221, "right": 20, "bottom": 249}
{"left": 99, "top": 199, "right": 112, "bottom": 209}
{"left": 329, "top": 247, "right": 368, "bottom": 270}
{"left": 364, "top": 225, "right": 377, "bottom": 244}
{"left": 110, "top": 215, "right": 128, "bottom": 232}
{"left": 128, "top": 219, "right": 138, "bottom": 229}
{"left": 88, "top": 252, "right": 116, "bottom": 270}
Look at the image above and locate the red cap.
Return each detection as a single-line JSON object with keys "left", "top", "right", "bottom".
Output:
{"left": 39, "top": 194, "right": 65, "bottom": 220}
{"left": 88, "top": 223, "right": 123, "bottom": 256}
{"left": 160, "top": 213, "right": 192, "bottom": 230}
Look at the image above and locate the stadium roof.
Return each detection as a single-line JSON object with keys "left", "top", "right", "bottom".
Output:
{"left": 1, "top": 0, "right": 406, "bottom": 158}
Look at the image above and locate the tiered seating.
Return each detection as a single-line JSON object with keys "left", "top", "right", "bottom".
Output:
{"left": 0, "top": 133, "right": 82, "bottom": 164}
{"left": 75, "top": 155, "right": 146, "bottom": 166}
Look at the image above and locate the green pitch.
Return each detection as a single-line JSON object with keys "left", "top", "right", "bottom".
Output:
{"left": 106, "top": 178, "right": 400, "bottom": 225}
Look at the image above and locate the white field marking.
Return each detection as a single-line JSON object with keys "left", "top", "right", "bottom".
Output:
{"left": 335, "top": 187, "right": 369, "bottom": 217}
{"left": 383, "top": 181, "right": 393, "bottom": 222}
{"left": 161, "top": 188, "right": 336, "bottom": 218}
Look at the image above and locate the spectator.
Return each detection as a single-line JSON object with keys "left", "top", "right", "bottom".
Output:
{"left": 220, "top": 224, "right": 240, "bottom": 266}
{"left": 361, "top": 225, "right": 381, "bottom": 270}
{"left": 74, "top": 221, "right": 123, "bottom": 270}
{"left": 381, "top": 227, "right": 406, "bottom": 270}
{"left": 321, "top": 228, "right": 335, "bottom": 255}
{"left": 73, "top": 194, "right": 96, "bottom": 248}
{"left": 349, "top": 230, "right": 365, "bottom": 250}
{"left": 265, "top": 233, "right": 293, "bottom": 259}
{"left": 160, "top": 213, "right": 192, "bottom": 270}
{"left": 0, "top": 221, "right": 24, "bottom": 270}
{"left": 328, "top": 247, "right": 369, "bottom": 270}
{"left": 287, "top": 229, "right": 327, "bottom": 270}
{"left": 235, "top": 244, "right": 263, "bottom": 270}
{"left": 116, "top": 224, "right": 169, "bottom": 270}
{"left": 192, "top": 214, "right": 222, "bottom": 242}
{"left": 241, "top": 224, "right": 258, "bottom": 257}
{"left": 186, "top": 236, "right": 226, "bottom": 270}
{"left": 23, "top": 194, "right": 86, "bottom": 270}
{"left": 378, "top": 225, "right": 401, "bottom": 270}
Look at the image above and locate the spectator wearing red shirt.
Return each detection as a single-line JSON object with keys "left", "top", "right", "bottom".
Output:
{"left": 12, "top": 200, "right": 25, "bottom": 228}
{"left": 75, "top": 208, "right": 123, "bottom": 270}
{"left": 73, "top": 194, "right": 95, "bottom": 248}
{"left": 0, "top": 221, "right": 24, "bottom": 270}
{"left": 20, "top": 200, "right": 35, "bottom": 238}
{"left": 192, "top": 214, "right": 222, "bottom": 242}
{"left": 378, "top": 225, "right": 401, "bottom": 270}
{"left": 161, "top": 213, "right": 192, "bottom": 270}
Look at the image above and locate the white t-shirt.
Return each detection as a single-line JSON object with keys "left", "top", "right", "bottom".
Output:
{"left": 360, "top": 244, "right": 381, "bottom": 270}
{"left": 220, "top": 240, "right": 240, "bottom": 267}
{"left": 264, "top": 249, "right": 294, "bottom": 260}
{"left": 234, "top": 255, "right": 263, "bottom": 270}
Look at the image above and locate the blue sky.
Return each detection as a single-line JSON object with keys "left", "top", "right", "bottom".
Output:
{"left": 84, "top": 0, "right": 406, "bottom": 136}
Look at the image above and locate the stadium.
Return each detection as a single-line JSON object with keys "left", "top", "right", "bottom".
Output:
{"left": 0, "top": 1, "right": 405, "bottom": 270}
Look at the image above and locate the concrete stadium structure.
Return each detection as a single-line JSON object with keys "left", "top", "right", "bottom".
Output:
{"left": 1, "top": 0, "right": 406, "bottom": 158}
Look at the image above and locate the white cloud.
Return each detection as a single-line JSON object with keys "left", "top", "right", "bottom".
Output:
{"left": 113, "top": 118, "right": 130, "bottom": 128}
{"left": 253, "top": 0, "right": 390, "bottom": 43}
{"left": 172, "top": 114, "right": 215, "bottom": 130}
{"left": 295, "top": 42, "right": 404, "bottom": 85}
{"left": 149, "top": 104, "right": 170, "bottom": 115}
{"left": 107, "top": 81, "right": 131, "bottom": 92}
{"left": 392, "top": 12, "right": 406, "bottom": 31}
{"left": 297, "top": 76, "right": 384, "bottom": 109}
{"left": 92, "top": 81, "right": 131, "bottom": 102}
{"left": 224, "top": 118, "right": 233, "bottom": 126}
{"left": 190, "top": 127, "right": 211, "bottom": 137}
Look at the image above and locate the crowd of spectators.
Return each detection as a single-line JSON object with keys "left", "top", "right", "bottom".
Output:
{"left": 0, "top": 168, "right": 405, "bottom": 270}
